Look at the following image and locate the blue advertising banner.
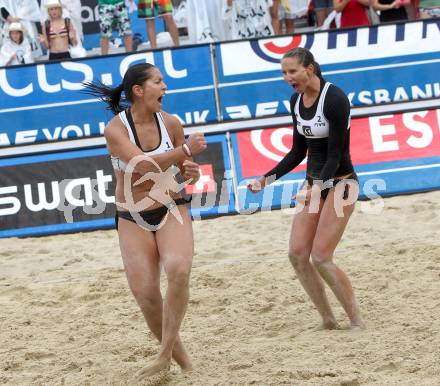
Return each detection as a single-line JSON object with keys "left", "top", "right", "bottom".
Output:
{"left": 0, "top": 134, "right": 235, "bottom": 238}
{"left": 216, "top": 20, "right": 440, "bottom": 120}
{"left": 0, "top": 45, "right": 217, "bottom": 146}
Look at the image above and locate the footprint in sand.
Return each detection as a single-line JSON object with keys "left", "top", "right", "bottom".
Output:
{"left": 24, "top": 351, "right": 55, "bottom": 360}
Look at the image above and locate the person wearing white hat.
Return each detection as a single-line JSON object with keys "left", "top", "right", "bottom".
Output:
{"left": 0, "top": 0, "right": 42, "bottom": 59}
{"left": 0, "top": 21, "right": 33, "bottom": 66}
{"left": 39, "top": 0, "right": 78, "bottom": 60}
{"left": 40, "top": 0, "right": 83, "bottom": 42}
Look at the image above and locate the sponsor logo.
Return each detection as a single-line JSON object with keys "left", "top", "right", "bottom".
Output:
{"left": 0, "top": 51, "right": 188, "bottom": 99}
{"left": 220, "top": 21, "right": 440, "bottom": 77}
{"left": 303, "top": 126, "right": 314, "bottom": 136}
{"left": 0, "top": 170, "right": 114, "bottom": 218}
{"left": 250, "top": 35, "right": 314, "bottom": 63}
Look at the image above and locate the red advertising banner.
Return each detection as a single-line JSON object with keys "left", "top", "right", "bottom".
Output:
{"left": 236, "top": 109, "right": 440, "bottom": 177}
{"left": 185, "top": 164, "right": 216, "bottom": 194}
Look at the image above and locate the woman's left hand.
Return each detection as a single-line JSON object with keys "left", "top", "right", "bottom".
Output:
{"left": 182, "top": 160, "right": 200, "bottom": 185}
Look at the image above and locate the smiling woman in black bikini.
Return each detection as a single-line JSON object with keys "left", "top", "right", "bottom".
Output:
{"left": 85, "top": 63, "right": 207, "bottom": 379}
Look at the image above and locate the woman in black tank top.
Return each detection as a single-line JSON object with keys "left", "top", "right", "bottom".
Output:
{"left": 248, "top": 48, "right": 365, "bottom": 330}
{"left": 84, "top": 63, "right": 207, "bottom": 379}
{"left": 371, "top": 0, "right": 408, "bottom": 22}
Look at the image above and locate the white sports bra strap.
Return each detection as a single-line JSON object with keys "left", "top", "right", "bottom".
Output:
{"left": 118, "top": 110, "right": 136, "bottom": 144}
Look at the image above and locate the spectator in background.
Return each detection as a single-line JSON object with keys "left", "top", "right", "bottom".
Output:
{"left": 333, "top": 0, "right": 370, "bottom": 27}
{"left": 0, "top": 0, "right": 43, "bottom": 59}
{"left": 98, "top": 0, "right": 133, "bottom": 55}
{"left": 278, "top": 0, "right": 309, "bottom": 34}
{"left": 0, "top": 22, "right": 33, "bottom": 66}
{"left": 186, "top": 0, "right": 229, "bottom": 43}
{"left": 311, "top": 0, "right": 333, "bottom": 27}
{"left": 371, "top": 0, "right": 408, "bottom": 22}
{"left": 138, "top": 0, "right": 180, "bottom": 49}
{"left": 40, "top": 0, "right": 77, "bottom": 60}
{"left": 223, "top": 0, "right": 274, "bottom": 40}
{"left": 418, "top": 0, "right": 440, "bottom": 17}
{"left": 270, "top": 0, "right": 281, "bottom": 34}
{"left": 40, "top": 0, "right": 83, "bottom": 42}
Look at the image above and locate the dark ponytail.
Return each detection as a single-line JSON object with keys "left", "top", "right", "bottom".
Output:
{"left": 283, "top": 47, "right": 324, "bottom": 80}
{"left": 83, "top": 63, "right": 156, "bottom": 115}
{"left": 83, "top": 81, "right": 125, "bottom": 114}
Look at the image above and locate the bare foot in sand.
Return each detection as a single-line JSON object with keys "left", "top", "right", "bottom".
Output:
{"left": 314, "top": 319, "right": 340, "bottom": 331}
{"left": 350, "top": 320, "right": 366, "bottom": 330}
{"left": 174, "top": 346, "right": 193, "bottom": 373}
{"left": 136, "top": 357, "right": 171, "bottom": 380}
{"left": 312, "top": 321, "right": 341, "bottom": 331}
{"left": 180, "top": 361, "right": 193, "bottom": 373}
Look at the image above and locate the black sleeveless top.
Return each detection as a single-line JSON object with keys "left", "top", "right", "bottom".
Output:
{"left": 378, "top": 0, "right": 408, "bottom": 22}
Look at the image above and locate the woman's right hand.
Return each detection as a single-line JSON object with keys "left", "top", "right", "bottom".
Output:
{"left": 247, "top": 177, "right": 266, "bottom": 193}
{"left": 186, "top": 132, "right": 207, "bottom": 155}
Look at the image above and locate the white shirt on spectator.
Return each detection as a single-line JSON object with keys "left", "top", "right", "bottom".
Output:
{"left": 0, "top": 0, "right": 42, "bottom": 58}
{"left": 0, "top": 36, "right": 33, "bottom": 66}
{"left": 223, "top": 0, "right": 274, "bottom": 40}
{"left": 186, "top": 0, "right": 230, "bottom": 43}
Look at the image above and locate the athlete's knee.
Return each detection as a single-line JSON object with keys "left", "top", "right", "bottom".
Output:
{"left": 165, "top": 259, "right": 192, "bottom": 287}
{"left": 288, "top": 247, "right": 309, "bottom": 271}
{"left": 131, "top": 284, "right": 161, "bottom": 310}
{"left": 310, "top": 248, "right": 332, "bottom": 271}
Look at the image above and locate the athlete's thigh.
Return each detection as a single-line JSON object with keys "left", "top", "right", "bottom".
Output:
{"left": 312, "top": 188, "right": 355, "bottom": 258}
{"left": 155, "top": 204, "right": 194, "bottom": 272}
{"left": 118, "top": 218, "right": 161, "bottom": 286}
{"left": 290, "top": 188, "right": 322, "bottom": 255}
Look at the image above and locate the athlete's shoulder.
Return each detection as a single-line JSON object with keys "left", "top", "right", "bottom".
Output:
{"left": 159, "top": 111, "right": 182, "bottom": 129}
{"left": 323, "top": 83, "right": 350, "bottom": 120}
{"left": 106, "top": 112, "right": 124, "bottom": 132}
{"left": 104, "top": 112, "right": 128, "bottom": 145}
{"left": 326, "top": 83, "right": 349, "bottom": 103}
{"left": 159, "top": 111, "right": 184, "bottom": 141}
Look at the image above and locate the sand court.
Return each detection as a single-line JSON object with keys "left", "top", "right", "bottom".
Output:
{"left": 1, "top": 191, "right": 440, "bottom": 385}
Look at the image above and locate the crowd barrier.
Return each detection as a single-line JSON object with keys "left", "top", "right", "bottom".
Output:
{"left": 1, "top": 20, "right": 439, "bottom": 237}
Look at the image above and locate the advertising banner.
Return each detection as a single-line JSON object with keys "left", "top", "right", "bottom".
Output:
{"left": 188, "top": 134, "right": 236, "bottom": 219}
{"left": 0, "top": 135, "right": 234, "bottom": 238}
{"left": 216, "top": 20, "right": 440, "bottom": 120}
{"left": 0, "top": 45, "right": 217, "bottom": 146}
{"left": 0, "top": 149, "right": 116, "bottom": 238}
{"left": 232, "top": 108, "right": 440, "bottom": 211}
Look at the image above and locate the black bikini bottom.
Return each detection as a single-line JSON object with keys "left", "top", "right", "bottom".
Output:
{"left": 49, "top": 51, "right": 71, "bottom": 60}
{"left": 305, "top": 172, "right": 359, "bottom": 200}
{"left": 115, "top": 197, "right": 191, "bottom": 232}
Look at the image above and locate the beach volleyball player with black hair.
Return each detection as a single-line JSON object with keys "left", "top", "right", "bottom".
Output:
{"left": 85, "top": 63, "right": 207, "bottom": 378}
